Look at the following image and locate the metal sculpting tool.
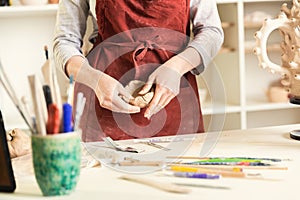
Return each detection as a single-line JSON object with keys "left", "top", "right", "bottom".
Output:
{"left": 135, "top": 140, "right": 171, "bottom": 151}
{"left": 103, "top": 137, "right": 144, "bottom": 153}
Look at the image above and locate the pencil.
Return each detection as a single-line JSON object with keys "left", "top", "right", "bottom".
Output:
{"left": 169, "top": 165, "right": 246, "bottom": 178}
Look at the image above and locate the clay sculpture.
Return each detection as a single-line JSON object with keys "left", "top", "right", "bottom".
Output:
{"left": 254, "top": 0, "right": 300, "bottom": 99}
{"left": 125, "top": 80, "right": 154, "bottom": 108}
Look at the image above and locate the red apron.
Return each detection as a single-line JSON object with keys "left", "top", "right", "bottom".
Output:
{"left": 75, "top": 0, "right": 204, "bottom": 141}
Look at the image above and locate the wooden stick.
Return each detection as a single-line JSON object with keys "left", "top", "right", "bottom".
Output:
{"left": 118, "top": 161, "right": 163, "bottom": 167}
{"left": 50, "top": 61, "right": 62, "bottom": 122}
{"left": 167, "top": 156, "right": 209, "bottom": 160}
{"left": 169, "top": 164, "right": 288, "bottom": 171}
{"left": 28, "top": 75, "right": 47, "bottom": 135}
{"left": 119, "top": 175, "right": 190, "bottom": 194}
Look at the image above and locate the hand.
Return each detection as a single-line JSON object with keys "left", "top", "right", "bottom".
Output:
{"left": 75, "top": 59, "right": 140, "bottom": 113}
{"left": 138, "top": 49, "right": 200, "bottom": 119}
{"left": 95, "top": 72, "right": 141, "bottom": 113}
{"left": 139, "top": 65, "right": 182, "bottom": 119}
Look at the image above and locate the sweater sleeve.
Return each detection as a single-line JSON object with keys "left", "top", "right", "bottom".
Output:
{"left": 188, "top": 0, "right": 224, "bottom": 75}
{"left": 52, "top": 0, "right": 91, "bottom": 74}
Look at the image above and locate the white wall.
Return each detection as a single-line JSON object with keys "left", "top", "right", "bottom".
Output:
{"left": 0, "top": 6, "right": 65, "bottom": 130}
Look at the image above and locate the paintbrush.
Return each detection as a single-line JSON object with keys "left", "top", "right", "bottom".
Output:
{"left": 0, "top": 59, "right": 34, "bottom": 133}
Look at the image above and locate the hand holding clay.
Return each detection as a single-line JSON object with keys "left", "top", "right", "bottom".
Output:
{"left": 125, "top": 80, "right": 154, "bottom": 108}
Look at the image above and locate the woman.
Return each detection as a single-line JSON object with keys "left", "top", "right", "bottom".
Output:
{"left": 53, "top": 0, "right": 224, "bottom": 141}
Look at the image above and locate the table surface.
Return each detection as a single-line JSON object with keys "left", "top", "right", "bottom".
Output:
{"left": 1, "top": 124, "right": 300, "bottom": 200}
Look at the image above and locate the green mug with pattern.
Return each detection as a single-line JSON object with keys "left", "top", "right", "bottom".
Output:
{"left": 31, "top": 132, "right": 81, "bottom": 196}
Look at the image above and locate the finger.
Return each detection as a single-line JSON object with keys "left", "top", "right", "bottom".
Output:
{"left": 139, "top": 76, "right": 155, "bottom": 95}
{"left": 144, "top": 84, "right": 176, "bottom": 118}
{"left": 150, "top": 104, "right": 163, "bottom": 117}
{"left": 144, "top": 88, "right": 164, "bottom": 119}
{"left": 145, "top": 94, "right": 174, "bottom": 119}
{"left": 100, "top": 93, "right": 140, "bottom": 113}
{"left": 118, "top": 87, "right": 135, "bottom": 102}
{"left": 155, "top": 93, "right": 174, "bottom": 111}
{"left": 138, "top": 83, "right": 153, "bottom": 95}
{"left": 113, "top": 96, "right": 141, "bottom": 113}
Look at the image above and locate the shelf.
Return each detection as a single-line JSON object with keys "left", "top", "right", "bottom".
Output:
{"left": 246, "top": 96, "right": 298, "bottom": 111}
{"left": 216, "top": 0, "right": 238, "bottom": 4}
{"left": 219, "top": 46, "right": 235, "bottom": 54}
{"left": 246, "top": 102, "right": 299, "bottom": 111}
{"left": 243, "top": 0, "right": 286, "bottom": 2}
{"left": 221, "top": 22, "right": 235, "bottom": 28}
{"left": 245, "top": 43, "right": 281, "bottom": 54}
{"left": 199, "top": 96, "right": 289, "bottom": 115}
{"left": 217, "top": 0, "right": 285, "bottom": 3}
{"left": 244, "top": 21, "right": 263, "bottom": 29}
{"left": 202, "top": 103, "right": 241, "bottom": 115}
{"left": 0, "top": 4, "right": 58, "bottom": 18}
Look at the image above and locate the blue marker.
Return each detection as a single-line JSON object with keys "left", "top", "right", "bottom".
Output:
{"left": 63, "top": 103, "right": 73, "bottom": 133}
{"left": 63, "top": 75, "right": 74, "bottom": 133}
{"left": 172, "top": 172, "right": 220, "bottom": 179}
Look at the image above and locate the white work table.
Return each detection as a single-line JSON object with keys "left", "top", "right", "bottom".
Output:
{"left": 1, "top": 124, "right": 300, "bottom": 200}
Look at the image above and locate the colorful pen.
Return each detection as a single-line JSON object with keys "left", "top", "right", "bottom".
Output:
{"left": 43, "top": 85, "right": 60, "bottom": 134}
{"left": 192, "top": 158, "right": 262, "bottom": 163}
{"left": 171, "top": 172, "right": 220, "bottom": 179}
{"left": 167, "top": 156, "right": 286, "bottom": 162}
{"left": 63, "top": 75, "right": 74, "bottom": 133}
{"left": 169, "top": 165, "right": 246, "bottom": 178}
{"left": 186, "top": 161, "right": 271, "bottom": 166}
{"left": 62, "top": 103, "right": 73, "bottom": 132}
{"left": 46, "top": 103, "right": 60, "bottom": 134}
{"left": 43, "top": 85, "right": 53, "bottom": 108}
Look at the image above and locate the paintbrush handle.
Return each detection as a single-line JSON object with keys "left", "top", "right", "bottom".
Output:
{"left": 170, "top": 165, "right": 246, "bottom": 178}
{"left": 176, "top": 164, "right": 288, "bottom": 171}
{"left": 197, "top": 168, "right": 245, "bottom": 178}
{"left": 118, "top": 161, "right": 163, "bottom": 166}
{"left": 119, "top": 175, "right": 190, "bottom": 194}
{"left": 0, "top": 61, "right": 34, "bottom": 132}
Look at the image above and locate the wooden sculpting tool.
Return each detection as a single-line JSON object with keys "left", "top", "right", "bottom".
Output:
{"left": 174, "top": 182, "right": 230, "bottom": 190}
{"left": 40, "top": 46, "right": 62, "bottom": 125}
{"left": 51, "top": 63, "right": 62, "bottom": 113}
{"left": 118, "top": 157, "right": 163, "bottom": 166}
{"left": 119, "top": 175, "right": 191, "bottom": 194}
{"left": 118, "top": 161, "right": 163, "bottom": 166}
{"left": 28, "top": 75, "right": 48, "bottom": 135}
{"left": 137, "top": 141, "right": 171, "bottom": 151}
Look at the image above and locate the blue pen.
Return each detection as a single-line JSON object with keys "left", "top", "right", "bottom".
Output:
{"left": 63, "top": 75, "right": 74, "bottom": 133}
{"left": 172, "top": 172, "right": 220, "bottom": 179}
{"left": 63, "top": 103, "right": 73, "bottom": 133}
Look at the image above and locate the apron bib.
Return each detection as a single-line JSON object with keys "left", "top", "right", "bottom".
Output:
{"left": 75, "top": 0, "right": 204, "bottom": 141}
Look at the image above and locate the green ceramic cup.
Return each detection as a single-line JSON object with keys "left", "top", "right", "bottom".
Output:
{"left": 31, "top": 132, "right": 81, "bottom": 196}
